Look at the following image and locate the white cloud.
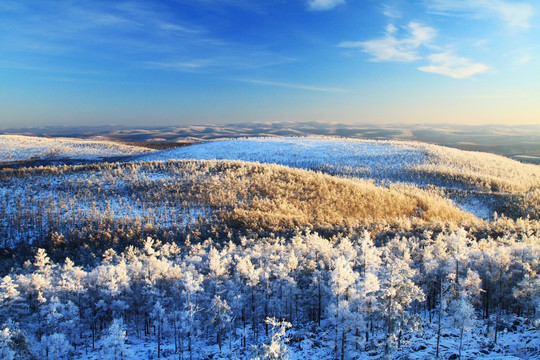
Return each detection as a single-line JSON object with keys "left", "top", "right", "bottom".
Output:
{"left": 382, "top": 5, "right": 401, "bottom": 19}
{"left": 307, "top": 0, "right": 345, "bottom": 11}
{"left": 462, "top": 92, "right": 526, "bottom": 99}
{"left": 426, "top": 0, "right": 534, "bottom": 28}
{"left": 418, "top": 53, "right": 488, "bottom": 78}
{"left": 514, "top": 54, "right": 533, "bottom": 65}
{"left": 146, "top": 61, "right": 206, "bottom": 72}
{"left": 386, "top": 24, "right": 397, "bottom": 34}
{"left": 233, "top": 78, "right": 348, "bottom": 93}
{"left": 338, "top": 22, "right": 436, "bottom": 62}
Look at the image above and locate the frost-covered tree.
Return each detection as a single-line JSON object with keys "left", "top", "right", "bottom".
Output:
{"left": 0, "top": 275, "right": 20, "bottom": 322}
{"left": 56, "top": 258, "right": 86, "bottom": 303}
{"left": 422, "top": 232, "right": 452, "bottom": 359}
{"left": 210, "top": 295, "right": 232, "bottom": 351}
{"left": 0, "top": 327, "right": 15, "bottom": 360}
{"left": 475, "top": 238, "right": 512, "bottom": 343}
{"left": 181, "top": 264, "right": 203, "bottom": 360}
{"left": 151, "top": 301, "right": 165, "bottom": 358}
{"left": 379, "top": 237, "right": 424, "bottom": 356}
{"left": 300, "top": 232, "right": 335, "bottom": 326}
{"left": 447, "top": 270, "right": 481, "bottom": 359}
{"left": 329, "top": 255, "right": 359, "bottom": 360}
{"left": 235, "top": 254, "right": 262, "bottom": 343}
{"left": 513, "top": 263, "right": 540, "bottom": 324}
{"left": 39, "top": 332, "right": 72, "bottom": 360}
{"left": 100, "top": 318, "right": 132, "bottom": 360}
{"left": 258, "top": 317, "right": 291, "bottom": 360}
{"left": 356, "top": 230, "right": 381, "bottom": 345}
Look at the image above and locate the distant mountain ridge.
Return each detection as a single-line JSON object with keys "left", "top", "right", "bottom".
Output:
{"left": 1, "top": 122, "right": 539, "bottom": 163}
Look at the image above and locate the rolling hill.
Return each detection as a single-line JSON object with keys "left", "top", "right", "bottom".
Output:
{"left": 0, "top": 135, "right": 153, "bottom": 165}
{"left": 138, "top": 137, "right": 540, "bottom": 220}
{"left": 0, "top": 135, "right": 539, "bottom": 360}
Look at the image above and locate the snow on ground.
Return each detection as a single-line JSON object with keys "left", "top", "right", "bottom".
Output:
{"left": 0, "top": 135, "right": 153, "bottom": 162}
{"left": 139, "top": 137, "right": 539, "bottom": 190}
{"left": 139, "top": 137, "right": 428, "bottom": 183}
{"left": 73, "top": 315, "right": 540, "bottom": 360}
{"left": 139, "top": 137, "right": 538, "bottom": 220}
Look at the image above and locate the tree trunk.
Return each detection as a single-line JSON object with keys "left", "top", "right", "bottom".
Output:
{"left": 494, "top": 307, "right": 500, "bottom": 344}
{"left": 341, "top": 329, "right": 346, "bottom": 360}
{"left": 157, "top": 321, "right": 161, "bottom": 358}
{"left": 458, "top": 325, "right": 464, "bottom": 359}
{"left": 436, "top": 281, "right": 442, "bottom": 359}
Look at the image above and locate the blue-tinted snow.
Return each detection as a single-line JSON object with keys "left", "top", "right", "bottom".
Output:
{"left": 139, "top": 137, "right": 533, "bottom": 220}
{"left": 0, "top": 135, "right": 153, "bottom": 162}
{"left": 139, "top": 137, "right": 429, "bottom": 184}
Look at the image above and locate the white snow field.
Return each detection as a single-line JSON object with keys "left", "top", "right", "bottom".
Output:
{"left": 139, "top": 137, "right": 427, "bottom": 182}
{"left": 0, "top": 135, "right": 153, "bottom": 162}
{"left": 139, "top": 137, "right": 540, "bottom": 219}
{"left": 139, "top": 137, "right": 539, "bottom": 191}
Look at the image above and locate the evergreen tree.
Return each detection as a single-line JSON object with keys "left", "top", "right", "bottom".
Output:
{"left": 100, "top": 318, "right": 132, "bottom": 360}
{"left": 0, "top": 327, "right": 15, "bottom": 360}
{"left": 379, "top": 238, "right": 424, "bottom": 356}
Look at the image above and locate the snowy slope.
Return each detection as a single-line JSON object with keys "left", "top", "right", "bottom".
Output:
{"left": 138, "top": 137, "right": 427, "bottom": 183}
{"left": 138, "top": 137, "right": 539, "bottom": 190}
{"left": 138, "top": 137, "right": 540, "bottom": 220}
{"left": 0, "top": 135, "right": 153, "bottom": 162}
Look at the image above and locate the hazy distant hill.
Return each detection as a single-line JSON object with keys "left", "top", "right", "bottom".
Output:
{"left": 0, "top": 134, "right": 153, "bottom": 166}
{"left": 2, "top": 122, "right": 539, "bottom": 163}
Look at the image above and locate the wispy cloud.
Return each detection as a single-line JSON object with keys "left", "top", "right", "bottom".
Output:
{"left": 233, "top": 78, "right": 348, "bottom": 93}
{"left": 461, "top": 92, "right": 526, "bottom": 99}
{"left": 418, "top": 53, "right": 488, "bottom": 78}
{"left": 382, "top": 4, "right": 401, "bottom": 18}
{"left": 0, "top": 1, "right": 207, "bottom": 53}
{"left": 307, "top": 0, "right": 345, "bottom": 11}
{"left": 145, "top": 61, "right": 207, "bottom": 72}
{"left": 426, "top": 0, "right": 534, "bottom": 28}
{"left": 506, "top": 49, "right": 534, "bottom": 66}
{"left": 0, "top": 1, "right": 295, "bottom": 77}
{"left": 338, "top": 22, "right": 436, "bottom": 62}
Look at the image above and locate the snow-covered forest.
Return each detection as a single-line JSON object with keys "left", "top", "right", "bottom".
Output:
{"left": 0, "top": 160, "right": 476, "bottom": 256}
{"left": 1, "top": 227, "right": 540, "bottom": 359}
{"left": 1, "top": 136, "right": 539, "bottom": 359}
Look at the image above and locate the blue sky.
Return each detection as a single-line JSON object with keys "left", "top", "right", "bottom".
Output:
{"left": 1, "top": 0, "right": 539, "bottom": 128}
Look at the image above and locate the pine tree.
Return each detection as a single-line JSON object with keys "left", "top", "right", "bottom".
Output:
{"left": 181, "top": 264, "right": 203, "bottom": 360}
{"left": 259, "top": 317, "right": 291, "bottom": 360}
{"left": 39, "top": 332, "right": 72, "bottom": 360}
{"left": 151, "top": 301, "right": 165, "bottom": 358}
{"left": 447, "top": 270, "right": 481, "bottom": 359}
{"left": 0, "top": 327, "right": 15, "bottom": 360}
{"left": 379, "top": 238, "right": 424, "bottom": 356}
{"left": 210, "top": 295, "right": 232, "bottom": 351}
{"left": 100, "top": 318, "right": 132, "bottom": 360}
{"left": 0, "top": 275, "right": 20, "bottom": 322}
{"left": 330, "top": 256, "right": 359, "bottom": 359}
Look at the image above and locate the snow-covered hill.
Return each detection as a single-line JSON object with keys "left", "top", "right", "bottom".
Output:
{"left": 139, "top": 137, "right": 539, "bottom": 191}
{"left": 139, "top": 137, "right": 426, "bottom": 181}
{"left": 0, "top": 135, "right": 153, "bottom": 163}
{"left": 1, "top": 136, "right": 539, "bottom": 360}
{"left": 138, "top": 137, "right": 540, "bottom": 219}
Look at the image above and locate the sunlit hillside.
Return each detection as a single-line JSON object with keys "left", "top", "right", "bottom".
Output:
{"left": 0, "top": 135, "right": 539, "bottom": 360}
{"left": 0, "top": 159, "right": 476, "bottom": 257}
{"left": 139, "top": 137, "right": 540, "bottom": 219}
{"left": 140, "top": 137, "right": 540, "bottom": 192}
{"left": 0, "top": 135, "right": 153, "bottom": 163}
